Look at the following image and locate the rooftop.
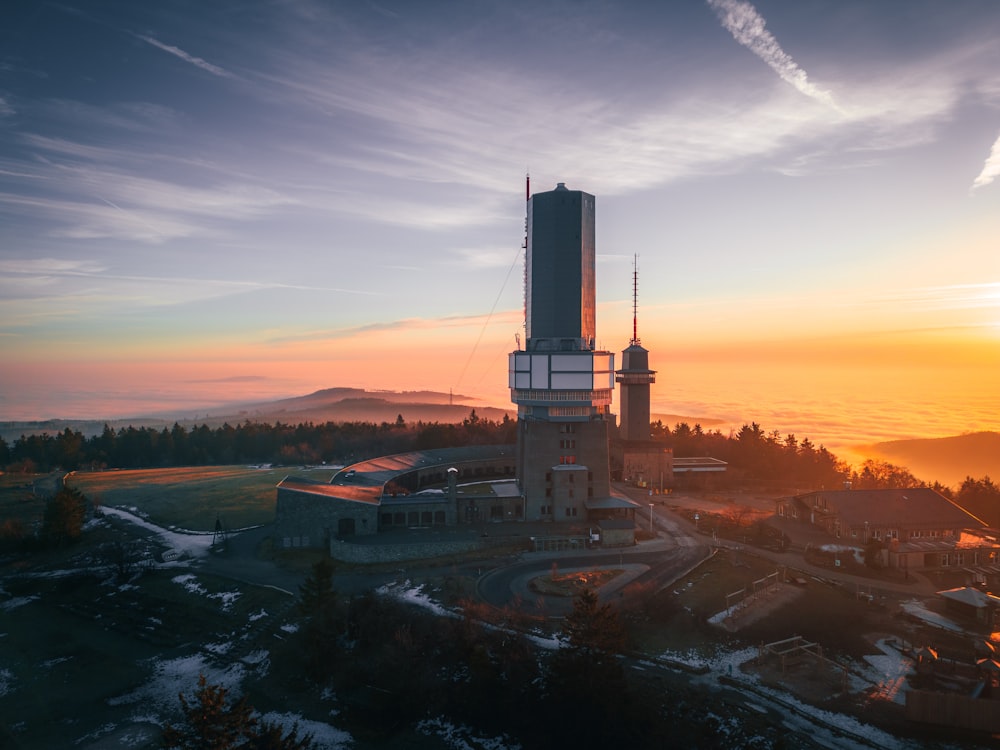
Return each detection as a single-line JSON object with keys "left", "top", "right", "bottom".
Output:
{"left": 793, "top": 488, "right": 987, "bottom": 529}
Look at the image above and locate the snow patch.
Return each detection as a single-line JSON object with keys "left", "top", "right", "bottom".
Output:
{"left": 417, "top": 717, "right": 521, "bottom": 750}
{"left": 172, "top": 574, "right": 207, "bottom": 596}
{"left": 258, "top": 711, "right": 352, "bottom": 749}
{"left": 0, "top": 668, "right": 14, "bottom": 697}
{"left": 108, "top": 653, "right": 245, "bottom": 715}
{"left": 209, "top": 590, "right": 241, "bottom": 611}
{"left": 377, "top": 581, "right": 455, "bottom": 618}
{"left": 101, "top": 506, "right": 216, "bottom": 558}
{"left": 900, "top": 599, "right": 966, "bottom": 633}
{"left": 1, "top": 595, "right": 39, "bottom": 611}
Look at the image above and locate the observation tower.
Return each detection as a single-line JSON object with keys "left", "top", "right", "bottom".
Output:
{"left": 508, "top": 182, "right": 615, "bottom": 520}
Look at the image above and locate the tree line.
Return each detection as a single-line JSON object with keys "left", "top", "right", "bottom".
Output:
{"left": 0, "top": 410, "right": 516, "bottom": 473}
{"left": 652, "top": 419, "right": 847, "bottom": 488}
{"left": 3, "top": 415, "right": 996, "bottom": 514}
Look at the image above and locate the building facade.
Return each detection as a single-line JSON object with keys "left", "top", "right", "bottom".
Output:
{"left": 509, "top": 183, "right": 632, "bottom": 522}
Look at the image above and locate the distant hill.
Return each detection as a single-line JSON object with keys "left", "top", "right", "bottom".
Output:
{"left": 0, "top": 388, "right": 512, "bottom": 442}
{"left": 865, "top": 431, "right": 1000, "bottom": 488}
{"left": 227, "top": 388, "right": 511, "bottom": 426}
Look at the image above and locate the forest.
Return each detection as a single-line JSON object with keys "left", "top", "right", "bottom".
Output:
{"left": 1, "top": 414, "right": 997, "bottom": 522}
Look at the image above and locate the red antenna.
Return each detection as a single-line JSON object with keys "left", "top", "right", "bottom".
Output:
{"left": 631, "top": 254, "right": 640, "bottom": 346}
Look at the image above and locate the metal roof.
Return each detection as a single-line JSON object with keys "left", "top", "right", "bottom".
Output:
{"left": 791, "top": 488, "right": 987, "bottom": 529}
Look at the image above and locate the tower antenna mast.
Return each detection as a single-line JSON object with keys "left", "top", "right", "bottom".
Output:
{"left": 522, "top": 171, "right": 529, "bottom": 338}
{"left": 631, "top": 254, "right": 640, "bottom": 346}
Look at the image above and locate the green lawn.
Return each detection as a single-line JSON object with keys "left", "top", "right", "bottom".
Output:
{"left": 65, "top": 465, "right": 333, "bottom": 531}
{"left": 0, "top": 472, "right": 60, "bottom": 529}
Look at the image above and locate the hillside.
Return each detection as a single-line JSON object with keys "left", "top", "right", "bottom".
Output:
{"left": 865, "top": 431, "right": 1000, "bottom": 488}
{"left": 0, "top": 388, "right": 512, "bottom": 442}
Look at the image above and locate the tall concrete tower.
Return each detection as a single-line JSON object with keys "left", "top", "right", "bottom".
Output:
{"left": 616, "top": 258, "right": 656, "bottom": 442}
{"left": 612, "top": 257, "right": 670, "bottom": 491}
{"left": 509, "top": 182, "right": 615, "bottom": 521}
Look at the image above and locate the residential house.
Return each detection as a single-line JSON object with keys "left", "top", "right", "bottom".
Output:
{"left": 776, "top": 488, "right": 1000, "bottom": 571}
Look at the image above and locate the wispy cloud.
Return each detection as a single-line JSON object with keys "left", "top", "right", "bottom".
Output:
{"left": 136, "top": 34, "right": 235, "bottom": 79}
{"left": 878, "top": 282, "right": 1000, "bottom": 310}
{"left": 706, "top": 0, "right": 840, "bottom": 111}
{"left": 971, "top": 131, "right": 1000, "bottom": 192}
{"left": 268, "top": 310, "right": 521, "bottom": 345}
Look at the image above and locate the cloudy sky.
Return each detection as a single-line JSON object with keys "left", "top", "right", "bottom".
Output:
{"left": 2, "top": 0, "right": 999, "bottom": 445}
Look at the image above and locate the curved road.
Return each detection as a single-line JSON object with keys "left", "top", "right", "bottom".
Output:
{"left": 477, "top": 506, "right": 712, "bottom": 617}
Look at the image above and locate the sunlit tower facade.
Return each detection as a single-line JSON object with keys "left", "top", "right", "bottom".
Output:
{"left": 509, "top": 182, "right": 615, "bottom": 521}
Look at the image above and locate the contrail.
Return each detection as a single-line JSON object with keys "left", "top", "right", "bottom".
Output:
{"left": 971, "top": 131, "right": 1000, "bottom": 192}
{"left": 707, "top": 0, "right": 840, "bottom": 111}
{"left": 136, "top": 34, "right": 235, "bottom": 79}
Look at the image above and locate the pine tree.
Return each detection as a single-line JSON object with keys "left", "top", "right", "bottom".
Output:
{"left": 297, "top": 558, "right": 340, "bottom": 679}
{"left": 161, "top": 674, "right": 255, "bottom": 749}
{"left": 546, "top": 588, "right": 628, "bottom": 747}
{"left": 41, "top": 486, "right": 88, "bottom": 545}
{"left": 161, "top": 675, "right": 314, "bottom": 749}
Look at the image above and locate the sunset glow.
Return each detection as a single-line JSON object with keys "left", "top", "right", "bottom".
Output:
{"left": 1, "top": 1, "right": 999, "bottom": 464}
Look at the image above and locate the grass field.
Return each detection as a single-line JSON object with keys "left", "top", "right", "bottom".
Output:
{"left": 65, "top": 465, "right": 333, "bottom": 531}
{"left": 0, "top": 472, "right": 69, "bottom": 531}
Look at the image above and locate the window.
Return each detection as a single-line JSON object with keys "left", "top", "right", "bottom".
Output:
{"left": 545, "top": 488, "right": 552, "bottom": 497}
{"left": 545, "top": 472, "right": 552, "bottom": 483}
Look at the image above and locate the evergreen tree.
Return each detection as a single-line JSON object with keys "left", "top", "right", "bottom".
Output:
{"left": 161, "top": 674, "right": 313, "bottom": 750}
{"left": 297, "top": 558, "right": 340, "bottom": 679}
{"left": 161, "top": 674, "right": 256, "bottom": 749}
{"left": 546, "top": 588, "right": 628, "bottom": 747}
{"left": 41, "top": 485, "right": 88, "bottom": 545}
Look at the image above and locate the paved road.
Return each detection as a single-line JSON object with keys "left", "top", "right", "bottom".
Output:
{"left": 198, "top": 496, "right": 937, "bottom": 621}
{"left": 476, "top": 504, "right": 712, "bottom": 616}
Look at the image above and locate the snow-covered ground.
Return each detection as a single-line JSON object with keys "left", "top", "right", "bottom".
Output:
{"left": 651, "top": 644, "right": 922, "bottom": 750}
{"left": 417, "top": 717, "right": 521, "bottom": 750}
{"left": 38, "top": 507, "right": 355, "bottom": 748}
{"left": 900, "top": 599, "right": 967, "bottom": 633}
{"left": 99, "top": 505, "right": 216, "bottom": 559}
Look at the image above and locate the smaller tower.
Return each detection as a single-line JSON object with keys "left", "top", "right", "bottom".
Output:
{"left": 616, "top": 256, "right": 656, "bottom": 442}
